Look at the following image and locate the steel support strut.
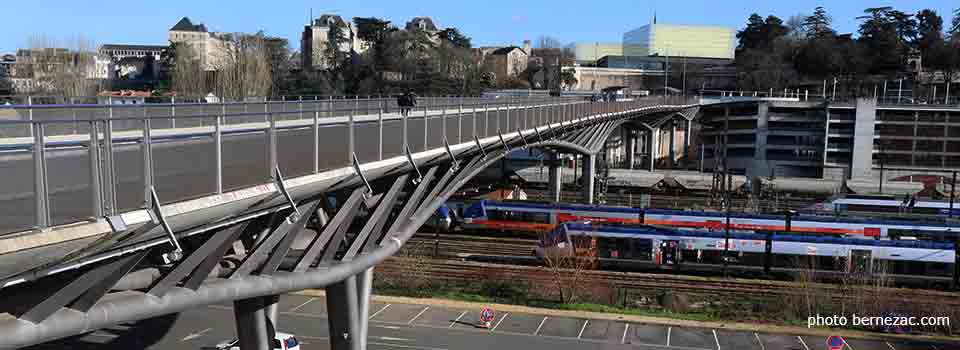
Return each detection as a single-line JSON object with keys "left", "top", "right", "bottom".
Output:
{"left": 326, "top": 275, "right": 362, "bottom": 350}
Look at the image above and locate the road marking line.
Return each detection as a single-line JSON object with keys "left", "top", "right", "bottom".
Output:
{"left": 369, "top": 304, "right": 391, "bottom": 320}
{"left": 90, "top": 332, "right": 118, "bottom": 338}
{"left": 369, "top": 341, "right": 449, "bottom": 350}
{"left": 376, "top": 325, "right": 402, "bottom": 330}
{"left": 713, "top": 329, "right": 720, "bottom": 350}
{"left": 667, "top": 327, "right": 672, "bottom": 347}
{"left": 450, "top": 311, "right": 468, "bottom": 328}
{"left": 378, "top": 336, "right": 412, "bottom": 342}
{"left": 621, "top": 324, "right": 630, "bottom": 344}
{"left": 491, "top": 312, "right": 509, "bottom": 331}
{"left": 180, "top": 327, "right": 212, "bottom": 342}
{"left": 797, "top": 336, "right": 810, "bottom": 350}
{"left": 288, "top": 297, "right": 316, "bottom": 313}
{"left": 842, "top": 337, "right": 854, "bottom": 350}
{"left": 533, "top": 316, "right": 548, "bottom": 335}
{"left": 754, "top": 333, "right": 765, "bottom": 350}
{"left": 408, "top": 306, "right": 430, "bottom": 324}
{"left": 885, "top": 341, "right": 896, "bottom": 350}
{"left": 577, "top": 320, "right": 589, "bottom": 339}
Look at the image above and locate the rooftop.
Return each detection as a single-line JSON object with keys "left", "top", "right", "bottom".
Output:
{"left": 170, "top": 17, "right": 207, "bottom": 32}
{"left": 99, "top": 44, "right": 168, "bottom": 52}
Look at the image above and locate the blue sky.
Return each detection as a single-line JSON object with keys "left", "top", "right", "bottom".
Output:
{"left": 2, "top": 1, "right": 956, "bottom": 53}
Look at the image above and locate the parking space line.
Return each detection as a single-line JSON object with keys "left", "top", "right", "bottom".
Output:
{"left": 577, "top": 320, "right": 589, "bottom": 339}
{"left": 621, "top": 324, "right": 629, "bottom": 344}
{"left": 754, "top": 333, "right": 765, "bottom": 350}
{"left": 408, "top": 306, "right": 430, "bottom": 324}
{"left": 288, "top": 297, "right": 316, "bottom": 313}
{"left": 797, "top": 336, "right": 809, "bottom": 350}
{"left": 449, "top": 311, "right": 467, "bottom": 328}
{"left": 369, "top": 304, "right": 391, "bottom": 320}
{"left": 885, "top": 341, "right": 896, "bottom": 350}
{"left": 667, "top": 327, "right": 672, "bottom": 347}
{"left": 491, "top": 312, "right": 509, "bottom": 331}
{"left": 842, "top": 338, "right": 854, "bottom": 350}
{"left": 713, "top": 329, "right": 720, "bottom": 350}
{"left": 533, "top": 317, "right": 548, "bottom": 336}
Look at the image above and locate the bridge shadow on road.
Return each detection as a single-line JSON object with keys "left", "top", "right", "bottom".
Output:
{"left": 25, "top": 313, "right": 179, "bottom": 350}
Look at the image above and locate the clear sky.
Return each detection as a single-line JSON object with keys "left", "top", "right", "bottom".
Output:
{"left": 2, "top": 0, "right": 956, "bottom": 53}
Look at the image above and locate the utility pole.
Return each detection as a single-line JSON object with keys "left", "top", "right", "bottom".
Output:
{"left": 663, "top": 48, "right": 669, "bottom": 103}
{"left": 681, "top": 56, "right": 687, "bottom": 97}
{"left": 950, "top": 171, "right": 957, "bottom": 218}
{"left": 721, "top": 112, "right": 730, "bottom": 277}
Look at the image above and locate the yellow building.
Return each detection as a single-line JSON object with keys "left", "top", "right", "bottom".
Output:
{"left": 570, "top": 42, "right": 623, "bottom": 64}
{"left": 623, "top": 23, "right": 734, "bottom": 59}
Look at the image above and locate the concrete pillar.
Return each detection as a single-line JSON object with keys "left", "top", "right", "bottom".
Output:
{"left": 669, "top": 121, "right": 677, "bottom": 168}
{"left": 548, "top": 152, "right": 562, "bottom": 202}
{"left": 645, "top": 128, "right": 657, "bottom": 171}
{"left": 234, "top": 297, "right": 272, "bottom": 350}
{"left": 327, "top": 275, "right": 362, "bottom": 350}
{"left": 753, "top": 102, "right": 769, "bottom": 178}
{"left": 851, "top": 98, "right": 878, "bottom": 179}
{"left": 684, "top": 119, "right": 692, "bottom": 163}
{"left": 625, "top": 129, "right": 636, "bottom": 169}
{"left": 582, "top": 153, "right": 596, "bottom": 204}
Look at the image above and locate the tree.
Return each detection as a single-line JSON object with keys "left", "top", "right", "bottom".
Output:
{"left": 169, "top": 41, "right": 208, "bottom": 97}
{"left": 536, "top": 36, "right": 564, "bottom": 49}
{"left": 16, "top": 34, "right": 108, "bottom": 96}
{"left": 353, "top": 17, "right": 397, "bottom": 94}
{"left": 211, "top": 32, "right": 274, "bottom": 101}
{"left": 541, "top": 236, "right": 597, "bottom": 304}
{"left": 736, "top": 14, "right": 767, "bottom": 50}
{"left": 915, "top": 9, "right": 943, "bottom": 53}
{"left": 858, "top": 7, "right": 906, "bottom": 74}
{"left": 952, "top": 8, "right": 960, "bottom": 37}
{"left": 803, "top": 7, "right": 835, "bottom": 39}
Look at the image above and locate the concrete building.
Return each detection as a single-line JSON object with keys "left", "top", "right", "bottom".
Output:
{"left": 300, "top": 14, "right": 366, "bottom": 71}
{"left": 98, "top": 44, "right": 168, "bottom": 80}
{"left": 168, "top": 17, "right": 229, "bottom": 71}
{"left": 698, "top": 99, "right": 960, "bottom": 188}
{"left": 623, "top": 23, "right": 735, "bottom": 59}
{"left": 482, "top": 46, "right": 528, "bottom": 79}
{"left": 569, "top": 42, "right": 623, "bottom": 64}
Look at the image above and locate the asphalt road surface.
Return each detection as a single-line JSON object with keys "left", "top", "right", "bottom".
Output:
{"left": 25, "top": 293, "right": 957, "bottom": 350}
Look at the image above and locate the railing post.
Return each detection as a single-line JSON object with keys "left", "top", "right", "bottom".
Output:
{"left": 313, "top": 110, "right": 320, "bottom": 174}
{"left": 299, "top": 95, "right": 304, "bottom": 120}
{"left": 33, "top": 122, "right": 50, "bottom": 229}
{"left": 268, "top": 113, "right": 278, "bottom": 179}
{"left": 27, "top": 96, "right": 34, "bottom": 138}
{"left": 171, "top": 96, "right": 176, "bottom": 129}
{"left": 472, "top": 100, "right": 478, "bottom": 139}
{"left": 215, "top": 104, "right": 224, "bottom": 194}
{"left": 402, "top": 106, "right": 409, "bottom": 152}
{"left": 88, "top": 120, "right": 102, "bottom": 219}
{"left": 441, "top": 102, "right": 447, "bottom": 146}
{"left": 423, "top": 104, "right": 428, "bottom": 151}
{"left": 378, "top": 100, "right": 384, "bottom": 161}
{"left": 103, "top": 107, "right": 117, "bottom": 215}
{"left": 458, "top": 102, "right": 463, "bottom": 144}
{"left": 348, "top": 107, "right": 355, "bottom": 165}
{"left": 142, "top": 111, "right": 154, "bottom": 209}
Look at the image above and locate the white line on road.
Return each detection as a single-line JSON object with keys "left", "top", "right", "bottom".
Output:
{"left": 713, "top": 329, "right": 720, "bottom": 350}
{"left": 491, "top": 312, "right": 509, "bottom": 331}
{"left": 885, "top": 341, "right": 896, "bottom": 350}
{"left": 797, "top": 336, "right": 810, "bottom": 350}
{"left": 667, "top": 327, "right": 672, "bottom": 347}
{"left": 369, "top": 304, "right": 391, "bottom": 320}
{"left": 288, "top": 297, "right": 316, "bottom": 313}
{"left": 449, "top": 311, "right": 467, "bottom": 328}
{"left": 378, "top": 336, "right": 412, "bottom": 342}
{"left": 533, "top": 316, "right": 548, "bottom": 336}
{"left": 180, "top": 327, "right": 213, "bottom": 342}
{"left": 408, "top": 306, "right": 430, "bottom": 324}
{"left": 842, "top": 337, "right": 854, "bottom": 350}
{"left": 577, "top": 320, "right": 589, "bottom": 339}
{"left": 376, "top": 325, "right": 402, "bottom": 330}
{"left": 90, "top": 332, "right": 118, "bottom": 338}
{"left": 368, "top": 341, "right": 448, "bottom": 350}
{"left": 621, "top": 324, "right": 630, "bottom": 344}
{"left": 754, "top": 333, "right": 765, "bottom": 350}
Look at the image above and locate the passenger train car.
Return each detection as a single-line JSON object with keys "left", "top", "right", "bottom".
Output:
{"left": 536, "top": 222, "right": 956, "bottom": 287}
{"left": 460, "top": 200, "right": 960, "bottom": 240}
{"left": 831, "top": 194, "right": 960, "bottom": 216}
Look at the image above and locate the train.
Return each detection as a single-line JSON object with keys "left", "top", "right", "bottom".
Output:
{"left": 831, "top": 194, "right": 960, "bottom": 216}
{"left": 457, "top": 200, "right": 960, "bottom": 240}
{"left": 535, "top": 222, "right": 956, "bottom": 287}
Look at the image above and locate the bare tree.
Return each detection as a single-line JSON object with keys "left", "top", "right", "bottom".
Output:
{"left": 16, "top": 34, "right": 108, "bottom": 97}
{"left": 169, "top": 42, "right": 208, "bottom": 97}
{"left": 211, "top": 32, "right": 274, "bottom": 101}
{"left": 541, "top": 237, "right": 597, "bottom": 303}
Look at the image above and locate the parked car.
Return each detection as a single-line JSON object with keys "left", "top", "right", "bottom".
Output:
{"left": 212, "top": 332, "right": 300, "bottom": 350}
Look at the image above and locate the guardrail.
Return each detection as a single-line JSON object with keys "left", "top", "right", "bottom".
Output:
{"left": 0, "top": 95, "right": 695, "bottom": 235}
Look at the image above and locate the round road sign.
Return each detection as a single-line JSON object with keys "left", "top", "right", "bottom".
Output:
{"left": 479, "top": 307, "right": 495, "bottom": 323}
{"left": 826, "top": 335, "right": 845, "bottom": 350}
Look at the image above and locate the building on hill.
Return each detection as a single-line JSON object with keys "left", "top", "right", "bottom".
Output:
{"left": 168, "top": 17, "right": 230, "bottom": 71}
{"left": 623, "top": 22, "right": 735, "bottom": 60}
{"left": 300, "top": 14, "right": 365, "bottom": 72}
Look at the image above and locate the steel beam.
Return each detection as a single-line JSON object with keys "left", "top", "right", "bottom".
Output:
{"left": 294, "top": 188, "right": 366, "bottom": 272}
{"left": 261, "top": 200, "right": 323, "bottom": 274}
{"left": 232, "top": 201, "right": 319, "bottom": 278}
{"left": 343, "top": 175, "right": 408, "bottom": 260}
{"left": 326, "top": 275, "right": 361, "bottom": 350}
{"left": 374, "top": 167, "right": 438, "bottom": 250}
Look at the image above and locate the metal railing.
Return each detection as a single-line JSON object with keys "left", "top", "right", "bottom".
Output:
{"left": 0, "top": 95, "right": 695, "bottom": 235}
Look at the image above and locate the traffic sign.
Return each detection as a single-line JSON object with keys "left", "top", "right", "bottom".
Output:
{"left": 826, "top": 335, "right": 845, "bottom": 350}
{"left": 479, "top": 307, "right": 495, "bottom": 323}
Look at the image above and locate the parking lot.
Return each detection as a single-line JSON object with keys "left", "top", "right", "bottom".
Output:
{"left": 28, "top": 293, "right": 956, "bottom": 350}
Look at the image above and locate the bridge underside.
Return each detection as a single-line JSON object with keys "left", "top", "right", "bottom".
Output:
{"left": 0, "top": 101, "right": 695, "bottom": 349}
